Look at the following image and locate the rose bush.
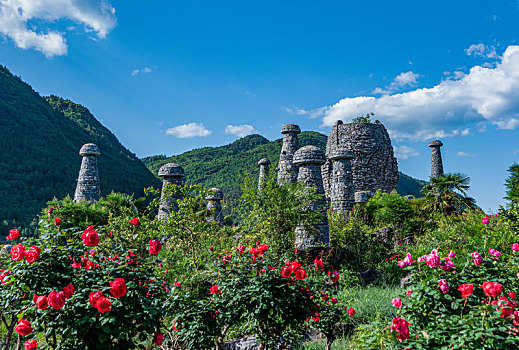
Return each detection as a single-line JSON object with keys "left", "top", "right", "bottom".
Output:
{"left": 0, "top": 214, "right": 172, "bottom": 349}
{"left": 352, "top": 242, "right": 519, "bottom": 349}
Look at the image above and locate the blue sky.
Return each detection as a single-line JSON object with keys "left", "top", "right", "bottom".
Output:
{"left": 1, "top": 0, "right": 519, "bottom": 211}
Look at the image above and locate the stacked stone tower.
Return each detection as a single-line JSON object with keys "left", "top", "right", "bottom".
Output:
{"left": 323, "top": 120, "right": 398, "bottom": 201}
{"left": 157, "top": 163, "right": 185, "bottom": 219}
{"left": 206, "top": 188, "right": 224, "bottom": 224}
{"left": 258, "top": 158, "right": 271, "bottom": 192}
{"left": 329, "top": 148, "right": 355, "bottom": 212}
{"left": 74, "top": 143, "right": 101, "bottom": 203}
{"left": 293, "top": 145, "right": 329, "bottom": 249}
{"left": 277, "top": 124, "right": 301, "bottom": 184}
{"left": 429, "top": 140, "right": 444, "bottom": 179}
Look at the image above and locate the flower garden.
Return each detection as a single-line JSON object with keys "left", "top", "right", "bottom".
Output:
{"left": 2, "top": 172, "right": 519, "bottom": 349}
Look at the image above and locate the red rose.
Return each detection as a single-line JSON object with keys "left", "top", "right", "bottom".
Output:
{"left": 95, "top": 296, "right": 112, "bottom": 313}
{"left": 63, "top": 284, "right": 74, "bottom": 299}
{"left": 129, "top": 217, "right": 140, "bottom": 226}
{"left": 109, "top": 278, "right": 127, "bottom": 298}
{"left": 11, "top": 244, "right": 25, "bottom": 261}
{"left": 0, "top": 269, "right": 11, "bottom": 286}
{"left": 47, "top": 291, "right": 66, "bottom": 310}
{"left": 89, "top": 291, "right": 104, "bottom": 307}
{"left": 289, "top": 261, "right": 301, "bottom": 273}
{"left": 210, "top": 284, "right": 221, "bottom": 294}
{"left": 25, "top": 246, "right": 41, "bottom": 263}
{"left": 280, "top": 265, "right": 292, "bottom": 278}
{"left": 54, "top": 218, "right": 62, "bottom": 226}
{"left": 510, "top": 291, "right": 517, "bottom": 299}
{"left": 481, "top": 281, "right": 503, "bottom": 298}
{"left": 328, "top": 270, "right": 340, "bottom": 283}
{"left": 25, "top": 340, "right": 37, "bottom": 350}
{"left": 331, "top": 297, "right": 338, "bottom": 304}
{"left": 108, "top": 232, "right": 113, "bottom": 239}
{"left": 153, "top": 332, "right": 164, "bottom": 345}
{"left": 7, "top": 229, "right": 20, "bottom": 240}
{"left": 81, "top": 226, "right": 99, "bottom": 246}
{"left": 312, "top": 312, "right": 319, "bottom": 321}
{"left": 295, "top": 268, "right": 307, "bottom": 280}
{"left": 48, "top": 207, "right": 54, "bottom": 214}
{"left": 149, "top": 240, "right": 162, "bottom": 255}
{"left": 174, "top": 282, "right": 181, "bottom": 288}
{"left": 314, "top": 257, "right": 324, "bottom": 270}
{"left": 16, "top": 319, "right": 33, "bottom": 336}
{"left": 33, "top": 295, "right": 48, "bottom": 310}
{"left": 347, "top": 307, "right": 356, "bottom": 316}
{"left": 458, "top": 283, "right": 474, "bottom": 298}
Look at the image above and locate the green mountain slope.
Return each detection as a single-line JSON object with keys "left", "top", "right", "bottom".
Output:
{"left": 142, "top": 132, "right": 426, "bottom": 199}
{"left": 0, "top": 66, "right": 160, "bottom": 234}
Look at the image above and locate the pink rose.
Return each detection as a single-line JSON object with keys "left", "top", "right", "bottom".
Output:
{"left": 392, "top": 298, "right": 402, "bottom": 308}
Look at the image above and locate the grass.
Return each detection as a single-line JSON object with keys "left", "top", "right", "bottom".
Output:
{"left": 339, "top": 285, "right": 401, "bottom": 325}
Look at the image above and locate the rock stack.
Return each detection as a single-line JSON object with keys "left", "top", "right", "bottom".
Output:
{"left": 74, "top": 143, "right": 101, "bottom": 203}
{"left": 293, "top": 145, "right": 329, "bottom": 249}
{"left": 157, "top": 163, "right": 185, "bottom": 219}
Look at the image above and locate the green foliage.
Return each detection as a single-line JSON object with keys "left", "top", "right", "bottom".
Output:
{"left": 352, "top": 113, "right": 374, "bottom": 124}
{"left": 365, "top": 191, "right": 416, "bottom": 229}
{"left": 504, "top": 163, "right": 519, "bottom": 204}
{"left": 235, "top": 171, "right": 324, "bottom": 254}
{"left": 421, "top": 173, "right": 476, "bottom": 214}
{"left": 144, "top": 184, "right": 234, "bottom": 294}
{"left": 0, "top": 66, "right": 159, "bottom": 236}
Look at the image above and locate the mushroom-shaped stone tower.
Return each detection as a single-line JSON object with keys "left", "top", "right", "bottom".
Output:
{"left": 277, "top": 123, "right": 301, "bottom": 184}
{"left": 74, "top": 143, "right": 101, "bottom": 203}
{"left": 293, "top": 145, "right": 329, "bottom": 249}
{"left": 329, "top": 148, "right": 355, "bottom": 212}
{"left": 206, "top": 188, "right": 224, "bottom": 224}
{"left": 428, "top": 140, "right": 444, "bottom": 180}
{"left": 258, "top": 158, "right": 271, "bottom": 192}
{"left": 157, "top": 163, "right": 185, "bottom": 219}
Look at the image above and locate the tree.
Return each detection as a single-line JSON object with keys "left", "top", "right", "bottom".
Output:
{"left": 505, "top": 163, "right": 519, "bottom": 204}
{"left": 420, "top": 173, "right": 476, "bottom": 214}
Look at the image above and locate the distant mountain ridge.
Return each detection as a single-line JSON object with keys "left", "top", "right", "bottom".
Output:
{"left": 142, "top": 132, "right": 427, "bottom": 199}
{"left": 0, "top": 65, "right": 160, "bottom": 234}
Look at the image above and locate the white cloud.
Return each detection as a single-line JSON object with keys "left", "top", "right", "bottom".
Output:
{"left": 393, "top": 146, "right": 419, "bottom": 160}
{"left": 285, "top": 106, "right": 326, "bottom": 119}
{"left": 166, "top": 123, "right": 212, "bottom": 138}
{"left": 131, "top": 67, "right": 152, "bottom": 76}
{"left": 225, "top": 124, "right": 256, "bottom": 137}
{"left": 457, "top": 151, "right": 477, "bottom": 157}
{"left": 465, "top": 43, "right": 497, "bottom": 59}
{"left": 0, "top": 0, "right": 116, "bottom": 57}
{"left": 373, "top": 71, "right": 422, "bottom": 95}
{"left": 513, "top": 149, "right": 519, "bottom": 156}
{"left": 317, "top": 45, "right": 519, "bottom": 140}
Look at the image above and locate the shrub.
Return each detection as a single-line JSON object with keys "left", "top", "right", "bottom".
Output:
{"left": 351, "top": 240, "right": 519, "bottom": 349}
{"left": 0, "top": 214, "right": 171, "bottom": 349}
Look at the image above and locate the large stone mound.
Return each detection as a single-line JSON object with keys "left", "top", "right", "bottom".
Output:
{"left": 323, "top": 120, "right": 398, "bottom": 197}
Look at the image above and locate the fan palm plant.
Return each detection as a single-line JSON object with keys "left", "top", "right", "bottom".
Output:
{"left": 421, "top": 173, "right": 476, "bottom": 214}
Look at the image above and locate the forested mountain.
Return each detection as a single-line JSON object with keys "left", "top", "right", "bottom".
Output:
{"left": 0, "top": 66, "right": 160, "bottom": 234}
{"left": 142, "top": 132, "right": 426, "bottom": 200}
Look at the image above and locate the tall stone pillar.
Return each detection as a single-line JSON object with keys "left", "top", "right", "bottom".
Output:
{"left": 206, "top": 188, "right": 224, "bottom": 224}
{"left": 277, "top": 123, "right": 301, "bottom": 184}
{"left": 429, "top": 140, "right": 444, "bottom": 180}
{"left": 157, "top": 163, "right": 185, "bottom": 219}
{"left": 74, "top": 143, "right": 101, "bottom": 203}
{"left": 258, "top": 158, "right": 271, "bottom": 192}
{"left": 293, "top": 145, "right": 329, "bottom": 249}
{"left": 329, "top": 149, "right": 355, "bottom": 212}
